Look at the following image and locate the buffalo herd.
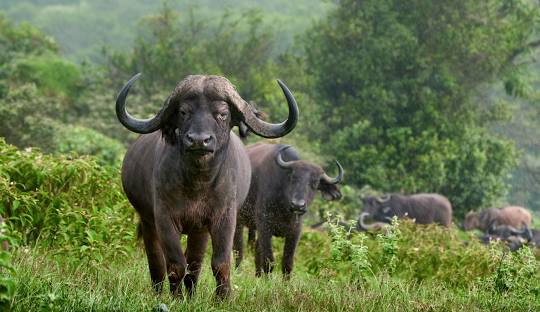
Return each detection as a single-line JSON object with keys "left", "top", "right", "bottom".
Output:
{"left": 114, "top": 74, "right": 538, "bottom": 299}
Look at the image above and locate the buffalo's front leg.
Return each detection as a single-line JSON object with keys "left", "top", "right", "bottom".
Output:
{"left": 140, "top": 219, "right": 166, "bottom": 292}
{"left": 282, "top": 226, "right": 301, "bottom": 278}
{"left": 209, "top": 214, "right": 236, "bottom": 298}
{"left": 155, "top": 211, "right": 187, "bottom": 297}
{"left": 184, "top": 230, "right": 209, "bottom": 297}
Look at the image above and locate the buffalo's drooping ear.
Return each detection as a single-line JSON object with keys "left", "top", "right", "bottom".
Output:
{"left": 318, "top": 160, "right": 344, "bottom": 200}
{"left": 318, "top": 182, "right": 342, "bottom": 201}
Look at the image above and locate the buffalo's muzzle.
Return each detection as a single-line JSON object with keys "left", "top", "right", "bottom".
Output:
{"left": 184, "top": 132, "right": 215, "bottom": 152}
{"left": 290, "top": 199, "right": 306, "bottom": 215}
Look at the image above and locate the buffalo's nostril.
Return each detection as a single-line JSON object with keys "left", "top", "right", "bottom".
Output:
{"left": 185, "top": 132, "right": 213, "bottom": 148}
{"left": 291, "top": 199, "right": 306, "bottom": 209}
{"left": 203, "top": 137, "right": 212, "bottom": 146}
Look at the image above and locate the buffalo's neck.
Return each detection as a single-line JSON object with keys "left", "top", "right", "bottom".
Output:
{"left": 156, "top": 144, "right": 231, "bottom": 195}
{"left": 185, "top": 152, "right": 228, "bottom": 191}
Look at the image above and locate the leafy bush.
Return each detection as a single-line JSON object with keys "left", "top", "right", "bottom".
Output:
{"left": 54, "top": 125, "right": 125, "bottom": 166}
{"left": 0, "top": 218, "right": 15, "bottom": 310}
{"left": 13, "top": 56, "right": 81, "bottom": 98}
{"left": 0, "top": 83, "right": 63, "bottom": 152}
{"left": 299, "top": 218, "right": 540, "bottom": 292}
{"left": 0, "top": 138, "right": 135, "bottom": 265}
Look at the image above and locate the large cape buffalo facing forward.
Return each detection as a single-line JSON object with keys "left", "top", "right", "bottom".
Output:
{"left": 116, "top": 74, "right": 298, "bottom": 298}
{"left": 234, "top": 144, "right": 343, "bottom": 276}
{"left": 463, "top": 206, "right": 532, "bottom": 233}
{"left": 359, "top": 193, "right": 453, "bottom": 230}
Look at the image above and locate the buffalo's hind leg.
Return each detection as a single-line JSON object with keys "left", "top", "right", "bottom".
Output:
{"left": 255, "top": 227, "right": 274, "bottom": 276}
{"left": 233, "top": 223, "right": 244, "bottom": 269}
{"left": 184, "top": 231, "right": 209, "bottom": 297}
{"left": 247, "top": 227, "right": 256, "bottom": 250}
{"left": 140, "top": 220, "right": 167, "bottom": 293}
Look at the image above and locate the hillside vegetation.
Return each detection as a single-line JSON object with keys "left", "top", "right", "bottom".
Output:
{"left": 2, "top": 1, "right": 540, "bottom": 310}
{"left": 0, "top": 0, "right": 333, "bottom": 62}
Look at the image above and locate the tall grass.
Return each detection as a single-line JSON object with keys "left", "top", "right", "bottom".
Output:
{"left": 1, "top": 139, "right": 539, "bottom": 311}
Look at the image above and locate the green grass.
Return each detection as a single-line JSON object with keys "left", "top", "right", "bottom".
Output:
{"left": 8, "top": 235, "right": 540, "bottom": 312}
{"left": 1, "top": 140, "right": 538, "bottom": 311}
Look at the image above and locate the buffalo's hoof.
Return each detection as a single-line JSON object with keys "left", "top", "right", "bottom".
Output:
{"left": 155, "top": 303, "right": 169, "bottom": 312}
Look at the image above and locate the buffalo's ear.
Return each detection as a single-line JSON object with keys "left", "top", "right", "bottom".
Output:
{"left": 318, "top": 181, "right": 342, "bottom": 201}
{"left": 161, "top": 109, "right": 180, "bottom": 145}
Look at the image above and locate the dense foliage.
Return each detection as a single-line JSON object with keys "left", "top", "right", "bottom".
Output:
{"left": 304, "top": 0, "right": 540, "bottom": 216}
{"left": 0, "top": 139, "right": 136, "bottom": 264}
{"left": 0, "top": 136, "right": 537, "bottom": 310}
{"left": 2, "top": 1, "right": 540, "bottom": 310}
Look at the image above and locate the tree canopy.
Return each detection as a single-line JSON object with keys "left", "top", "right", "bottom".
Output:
{"left": 304, "top": 0, "right": 540, "bottom": 216}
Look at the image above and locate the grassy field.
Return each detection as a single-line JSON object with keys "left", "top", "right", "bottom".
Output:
{"left": 9, "top": 227, "right": 540, "bottom": 312}
{"left": 1, "top": 140, "right": 539, "bottom": 311}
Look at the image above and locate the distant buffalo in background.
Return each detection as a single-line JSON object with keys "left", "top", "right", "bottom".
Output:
{"left": 463, "top": 206, "right": 532, "bottom": 233}
{"left": 358, "top": 193, "right": 453, "bottom": 231}
{"left": 480, "top": 225, "right": 539, "bottom": 251}
{"left": 234, "top": 144, "right": 343, "bottom": 277}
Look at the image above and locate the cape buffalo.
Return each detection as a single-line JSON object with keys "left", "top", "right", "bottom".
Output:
{"left": 479, "top": 224, "right": 535, "bottom": 251}
{"left": 116, "top": 73, "right": 298, "bottom": 298}
{"left": 358, "top": 193, "right": 453, "bottom": 230}
{"left": 463, "top": 206, "right": 532, "bottom": 233}
{"left": 234, "top": 144, "right": 343, "bottom": 276}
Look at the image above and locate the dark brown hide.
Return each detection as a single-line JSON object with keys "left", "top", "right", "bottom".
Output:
{"left": 117, "top": 75, "right": 298, "bottom": 298}
{"left": 234, "top": 143, "right": 342, "bottom": 276}
{"left": 463, "top": 206, "right": 532, "bottom": 232}
{"left": 360, "top": 193, "right": 453, "bottom": 229}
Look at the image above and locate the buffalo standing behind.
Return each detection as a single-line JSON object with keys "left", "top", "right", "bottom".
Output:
{"left": 234, "top": 144, "right": 343, "bottom": 276}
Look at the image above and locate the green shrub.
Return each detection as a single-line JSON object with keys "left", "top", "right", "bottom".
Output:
{"left": 13, "top": 56, "right": 81, "bottom": 98}
{"left": 299, "top": 218, "right": 540, "bottom": 291}
{"left": 0, "top": 138, "right": 135, "bottom": 265}
{"left": 0, "top": 218, "right": 15, "bottom": 310}
{"left": 0, "top": 84, "right": 63, "bottom": 152}
{"left": 54, "top": 125, "right": 125, "bottom": 166}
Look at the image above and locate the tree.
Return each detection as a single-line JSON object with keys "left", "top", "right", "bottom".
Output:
{"left": 304, "top": 0, "right": 540, "bottom": 216}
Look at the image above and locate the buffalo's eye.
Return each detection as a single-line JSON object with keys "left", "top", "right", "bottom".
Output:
{"left": 217, "top": 111, "right": 228, "bottom": 121}
{"left": 179, "top": 107, "right": 190, "bottom": 117}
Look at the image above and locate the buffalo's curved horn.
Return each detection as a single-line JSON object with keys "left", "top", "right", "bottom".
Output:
{"left": 376, "top": 195, "right": 391, "bottom": 203}
{"left": 358, "top": 212, "right": 388, "bottom": 231}
{"left": 509, "top": 227, "right": 532, "bottom": 240}
{"left": 116, "top": 73, "right": 175, "bottom": 134}
{"left": 276, "top": 145, "right": 294, "bottom": 168}
{"left": 321, "top": 160, "right": 344, "bottom": 185}
{"left": 241, "top": 80, "right": 298, "bottom": 138}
